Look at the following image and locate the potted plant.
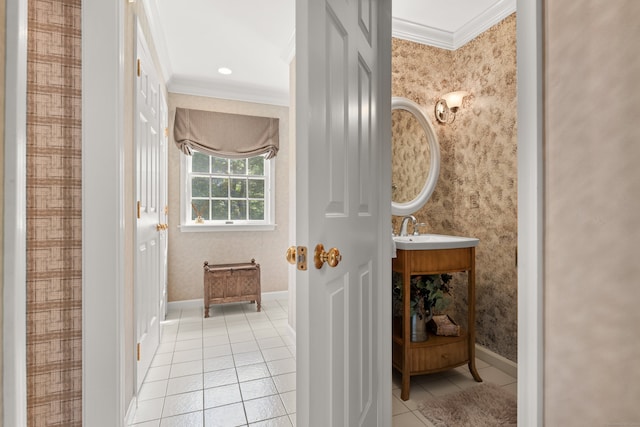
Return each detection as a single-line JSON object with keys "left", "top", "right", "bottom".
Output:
{"left": 392, "top": 273, "right": 453, "bottom": 342}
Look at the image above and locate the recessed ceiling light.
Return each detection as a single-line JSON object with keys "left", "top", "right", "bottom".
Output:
{"left": 218, "top": 67, "right": 233, "bottom": 75}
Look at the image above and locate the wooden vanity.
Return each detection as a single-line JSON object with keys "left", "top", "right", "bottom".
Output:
{"left": 392, "top": 245, "right": 482, "bottom": 400}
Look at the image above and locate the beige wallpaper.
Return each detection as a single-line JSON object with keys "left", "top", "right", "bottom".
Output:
{"left": 26, "top": 0, "right": 83, "bottom": 424}
{"left": 544, "top": 1, "right": 640, "bottom": 424}
{"left": 167, "top": 94, "right": 290, "bottom": 302}
{"left": 392, "top": 14, "right": 518, "bottom": 361}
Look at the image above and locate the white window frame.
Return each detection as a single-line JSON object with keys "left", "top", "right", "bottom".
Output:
{"left": 179, "top": 151, "right": 276, "bottom": 232}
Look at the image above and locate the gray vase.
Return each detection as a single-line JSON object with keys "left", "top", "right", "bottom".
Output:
{"left": 410, "top": 312, "right": 431, "bottom": 342}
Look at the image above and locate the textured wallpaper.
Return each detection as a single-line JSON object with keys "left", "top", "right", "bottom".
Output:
{"left": 392, "top": 14, "right": 518, "bottom": 361}
{"left": 26, "top": 0, "right": 83, "bottom": 424}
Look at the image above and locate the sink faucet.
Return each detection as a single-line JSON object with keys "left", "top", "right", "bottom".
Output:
{"left": 399, "top": 215, "right": 417, "bottom": 237}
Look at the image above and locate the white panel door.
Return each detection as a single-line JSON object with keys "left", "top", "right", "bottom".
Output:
{"left": 135, "top": 24, "right": 162, "bottom": 392}
{"left": 296, "top": 0, "right": 391, "bottom": 425}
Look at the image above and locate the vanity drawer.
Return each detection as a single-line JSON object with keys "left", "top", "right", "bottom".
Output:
{"left": 409, "top": 336, "right": 469, "bottom": 373}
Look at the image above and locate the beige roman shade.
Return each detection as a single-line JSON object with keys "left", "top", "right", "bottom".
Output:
{"left": 173, "top": 107, "right": 279, "bottom": 159}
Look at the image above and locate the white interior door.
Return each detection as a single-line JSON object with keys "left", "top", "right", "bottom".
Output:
{"left": 135, "top": 23, "right": 162, "bottom": 392}
{"left": 296, "top": 0, "right": 392, "bottom": 425}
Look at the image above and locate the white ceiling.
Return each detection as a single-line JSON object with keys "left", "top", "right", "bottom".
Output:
{"left": 143, "top": 0, "right": 515, "bottom": 106}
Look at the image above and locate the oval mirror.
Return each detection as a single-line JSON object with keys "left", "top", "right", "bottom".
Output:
{"left": 391, "top": 97, "right": 440, "bottom": 216}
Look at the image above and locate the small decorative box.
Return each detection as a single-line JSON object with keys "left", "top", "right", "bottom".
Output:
{"left": 429, "top": 314, "right": 461, "bottom": 337}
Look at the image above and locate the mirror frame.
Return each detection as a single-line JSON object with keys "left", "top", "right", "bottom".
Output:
{"left": 391, "top": 97, "right": 441, "bottom": 216}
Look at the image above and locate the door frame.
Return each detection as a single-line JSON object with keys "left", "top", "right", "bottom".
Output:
{"left": 80, "top": 0, "right": 128, "bottom": 425}
{"left": 3, "top": 0, "right": 29, "bottom": 425}
{"left": 3, "top": 0, "right": 544, "bottom": 425}
{"left": 515, "top": 1, "right": 545, "bottom": 424}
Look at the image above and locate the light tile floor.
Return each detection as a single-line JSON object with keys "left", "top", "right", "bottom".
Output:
{"left": 128, "top": 298, "right": 517, "bottom": 427}
{"left": 391, "top": 358, "right": 517, "bottom": 426}
{"left": 128, "top": 298, "right": 295, "bottom": 427}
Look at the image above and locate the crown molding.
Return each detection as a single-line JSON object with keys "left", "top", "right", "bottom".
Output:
{"left": 454, "top": 0, "right": 516, "bottom": 48}
{"left": 392, "top": 0, "right": 516, "bottom": 50}
{"left": 140, "top": 0, "right": 173, "bottom": 83}
{"left": 392, "top": 17, "right": 456, "bottom": 50}
{"left": 168, "top": 76, "right": 290, "bottom": 107}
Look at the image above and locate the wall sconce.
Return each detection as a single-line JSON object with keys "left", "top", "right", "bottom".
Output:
{"left": 434, "top": 91, "right": 469, "bottom": 124}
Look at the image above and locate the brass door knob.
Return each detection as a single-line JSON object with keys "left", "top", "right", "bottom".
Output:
{"left": 286, "top": 246, "right": 297, "bottom": 265}
{"left": 314, "top": 244, "right": 342, "bottom": 269}
{"left": 286, "top": 246, "right": 308, "bottom": 271}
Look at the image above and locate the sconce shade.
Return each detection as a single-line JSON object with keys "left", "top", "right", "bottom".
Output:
{"left": 441, "top": 91, "right": 469, "bottom": 111}
{"left": 435, "top": 91, "right": 469, "bottom": 124}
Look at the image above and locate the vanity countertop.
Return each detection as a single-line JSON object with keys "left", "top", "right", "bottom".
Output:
{"left": 393, "top": 233, "right": 479, "bottom": 251}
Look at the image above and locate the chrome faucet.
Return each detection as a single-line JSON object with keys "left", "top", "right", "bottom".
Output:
{"left": 399, "top": 215, "right": 417, "bottom": 237}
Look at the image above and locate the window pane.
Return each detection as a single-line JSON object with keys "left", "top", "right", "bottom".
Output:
{"left": 211, "top": 200, "right": 228, "bottom": 220}
{"left": 211, "top": 177, "right": 229, "bottom": 197}
{"left": 248, "top": 179, "right": 264, "bottom": 198}
{"left": 192, "top": 177, "right": 210, "bottom": 197}
{"left": 186, "top": 153, "right": 271, "bottom": 225}
{"left": 230, "top": 200, "right": 246, "bottom": 220}
{"left": 230, "top": 159, "right": 246, "bottom": 175}
{"left": 230, "top": 178, "right": 247, "bottom": 198}
{"left": 191, "top": 199, "right": 209, "bottom": 220}
{"left": 249, "top": 200, "right": 264, "bottom": 220}
{"left": 192, "top": 152, "right": 210, "bottom": 173}
{"left": 248, "top": 157, "right": 264, "bottom": 176}
{"left": 211, "top": 157, "right": 228, "bottom": 174}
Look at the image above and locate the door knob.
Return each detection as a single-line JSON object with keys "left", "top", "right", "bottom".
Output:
{"left": 314, "top": 244, "right": 342, "bottom": 269}
{"left": 285, "top": 246, "right": 308, "bottom": 271}
{"left": 286, "top": 246, "right": 297, "bottom": 264}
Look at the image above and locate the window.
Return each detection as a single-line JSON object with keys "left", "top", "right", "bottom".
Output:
{"left": 181, "top": 150, "right": 275, "bottom": 231}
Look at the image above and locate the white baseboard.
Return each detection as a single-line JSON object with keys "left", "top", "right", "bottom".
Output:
{"left": 167, "top": 298, "right": 201, "bottom": 311}
{"left": 167, "top": 290, "right": 289, "bottom": 312}
{"left": 261, "top": 290, "right": 289, "bottom": 301}
{"left": 475, "top": 344, "right": 517, "bottom": 379}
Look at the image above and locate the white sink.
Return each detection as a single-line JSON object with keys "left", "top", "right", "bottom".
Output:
{"left": 393, "top": 233, "right": 479, "bottom": 250}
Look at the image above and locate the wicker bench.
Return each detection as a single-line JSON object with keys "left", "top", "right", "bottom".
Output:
{"left": 203, "top": 259, "right": 261, "bottom": 318}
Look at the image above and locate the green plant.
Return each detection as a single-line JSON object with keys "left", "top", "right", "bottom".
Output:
{"left": 392, "top": 273, "right": 453, "bottom": 319}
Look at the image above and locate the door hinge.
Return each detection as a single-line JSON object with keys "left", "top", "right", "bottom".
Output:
{"left": 137, "top": 343, "right": 141, "bottom": 361}
{"left": 164, "top": 127, "right": 169, "bottom": 137}
{"left": 137, "top": 200, "right": 141, "bottom": 219}
{"left": 164, "top": 205, "right": 169, "bottom": 215}
{"left": 137, "top": 58, "right": 141, "bottom": 77}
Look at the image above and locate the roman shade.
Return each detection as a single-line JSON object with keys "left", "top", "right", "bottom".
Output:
{"left": 173, "top": 107, "right": 279, "bottom": 159}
